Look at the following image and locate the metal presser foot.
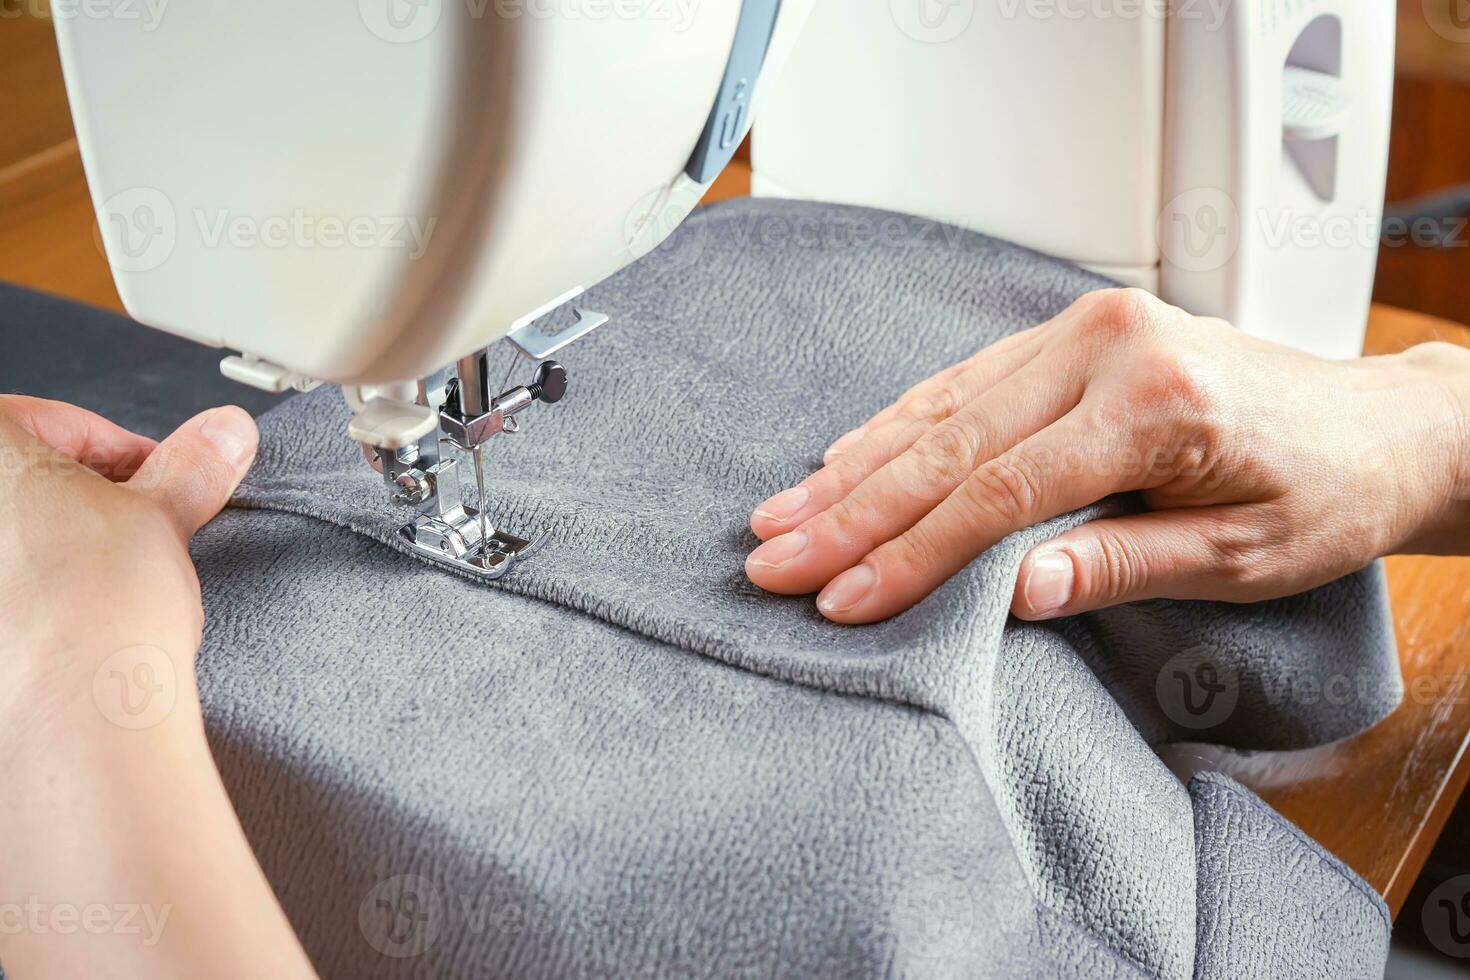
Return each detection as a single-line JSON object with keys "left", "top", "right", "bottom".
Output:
{"left": 399, "top": 506, "right": 546, "bottom": 579}
{"left": 350, "top": 305, "right": 608, "bottom": 580}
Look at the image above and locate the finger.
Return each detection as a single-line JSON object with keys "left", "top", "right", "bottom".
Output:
{"left": 751, "top": 333, "right": 1044, "bottom": 540}
{"left": 813, "top": 412, "right": 1126, "bottom": 623}
{"left": 1010, "top": 507, "right": 1282, "bottom": 618}
{"left": 0, "top": 395, "right": 157, "bottom": 480}
{"left": 820, "top": 290, "right": 1120, "bottom": 463}
{"left": 128, "top": 406, "right": 259, "bottom": 538}
{"left": 827, "top": 327, "right": 1044, "bottom": 459}
{"left": 746, "top": 360, "right": 1082, "bottom": 596}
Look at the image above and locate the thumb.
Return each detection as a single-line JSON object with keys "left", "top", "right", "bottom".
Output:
{"left": 1011, "top": 508, "right": 1257, "bottom": 620}
{"left": 128, "top": 405, "right": 259, "bottom": 537}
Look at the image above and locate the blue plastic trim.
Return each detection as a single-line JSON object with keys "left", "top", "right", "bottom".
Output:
{"left": 683, "top": 0, "right": 782, "bottom": 184}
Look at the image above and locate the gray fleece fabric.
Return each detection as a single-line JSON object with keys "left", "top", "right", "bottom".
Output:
{"left": 188, "top": 199, "right": 1398, "bottom": 978}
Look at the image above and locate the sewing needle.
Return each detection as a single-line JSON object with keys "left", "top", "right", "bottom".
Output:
{"left": 472, "top": 443, "right": 488, "bottom": 556}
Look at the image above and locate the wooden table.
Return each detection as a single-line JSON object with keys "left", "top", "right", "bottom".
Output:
{"left": 4, "top": 37, "right": 1470, "bottom": 917}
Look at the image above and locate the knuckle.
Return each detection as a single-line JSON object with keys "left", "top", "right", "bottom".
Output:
{"left": 1208, "top": 530, "right": 1268, "bottom": 590}
{"left": 194, "top": 453, "right": 235, "bottom": 497}
{"left": 1127, "top": 345, "right": 1220, "bottom": 427}
{"left": 1088, "top": 529, "right": 1145, "bottom": 602}
{"left": 900, "top": 422, "right": 981, "bottom": 497}
{"left": 878, "top": 530, "right": 939, "bottom": 582}
{"left": 1079, "top": 288, "right": 1161, "bottom": 343}
{"left": 899, "top": 385, "right": 961, "bottom": 427}
{"left": 818, "top": 496, "right": 872, "bottom": 547}
{"left": 960, "top": 452, "right": 1045, "bottom": 528}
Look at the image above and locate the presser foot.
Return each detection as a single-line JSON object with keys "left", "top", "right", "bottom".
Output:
{"left": 398, "top": 504, "right": 546, "bottom": 579}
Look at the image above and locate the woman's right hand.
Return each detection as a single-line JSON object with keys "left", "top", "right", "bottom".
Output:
{"left": 745, "top": 289, "right": 1470, "bottom": 624}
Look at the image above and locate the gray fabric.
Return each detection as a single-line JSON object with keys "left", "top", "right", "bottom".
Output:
{"left": 1189, "top": 773, "right": 1391, "bottom": 978}
{"left": 187, "top": 198, "right": 1398, "bottom": 977}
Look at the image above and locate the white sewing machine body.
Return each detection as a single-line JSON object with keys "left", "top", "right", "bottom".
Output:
{"left": 55, "top": 1, "right": 811, "bottom": 387}
{"left": 753, "top": 0, "right": 1394, "bottom": 361}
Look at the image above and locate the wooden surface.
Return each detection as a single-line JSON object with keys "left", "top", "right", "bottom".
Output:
{"left": 1374, "top": 71, "right": 1470, "bottom": 325}
{"left": 4, "top": 16, "right": 1470, "bottom": 921}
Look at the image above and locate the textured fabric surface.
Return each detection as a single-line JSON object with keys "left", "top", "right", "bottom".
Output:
{"left": 1189, "top": 773, "right": 1392, "bottom": 978}
{"left": 188, "top": 199, "right": 1398, "bottom": 977}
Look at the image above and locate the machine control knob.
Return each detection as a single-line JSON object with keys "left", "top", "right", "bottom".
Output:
{"left": 529, "top": 361, "right": 568, "bottom": 405}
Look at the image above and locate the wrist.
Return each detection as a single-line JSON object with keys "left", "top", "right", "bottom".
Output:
{"left": 1390, "top": 341, "right": 1470, "bottom": 555}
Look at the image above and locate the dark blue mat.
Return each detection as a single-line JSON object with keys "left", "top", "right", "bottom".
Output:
{"left": 0, "top": 282, "right": 286, "bottom": 439}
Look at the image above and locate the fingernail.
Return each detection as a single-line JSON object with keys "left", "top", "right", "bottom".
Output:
{"left": 818, "top": 564, "right": 877, "bottom": 614}
{"left": 754, "top": 485, "right": 811, "bottom": 524}
{"left": 824, "top": 427, "right": 865, "bottom": 462}
{"left": 1022, "top": 550, "right": 1074, "bottom": 617}
{"left": 199, "top": 407, "right": 256, "bottom": 467}
{"left": 748, "top": 530, "right": 808, "bottom": 570}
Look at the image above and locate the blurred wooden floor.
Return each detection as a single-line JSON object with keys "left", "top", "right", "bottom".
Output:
{"left": 5, "top": 4, "right": 1470, "bottom": 920}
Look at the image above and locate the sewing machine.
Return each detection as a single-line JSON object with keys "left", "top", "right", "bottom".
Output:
{"left": 52, "top": 0, "right": 1392, "bottom": 579}
{"left": 53, "top": 1, "right": 813, "bottom": 578}
{"left": 754, "top": 0, "right": 1394, "bottom": 362}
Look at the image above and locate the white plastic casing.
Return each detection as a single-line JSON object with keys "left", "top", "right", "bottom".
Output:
{"left": 754, "top": 1, "right": 1393, "bottom": 360}
{"left": 54, "top": 1, "right": 812, "bottom": 385}
{"left": 753, "top": 2, "right": 1166, "bottom": 288}
{"left": 1161, "top": 1, "right": 1394, "bottom": 360}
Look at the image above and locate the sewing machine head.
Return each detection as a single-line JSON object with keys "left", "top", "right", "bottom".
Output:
{"left": 54, "top": 1, "right": 812, "bottom": 577}
{"left": 53, "top": 1, "right": 1393, "bottom": 580}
